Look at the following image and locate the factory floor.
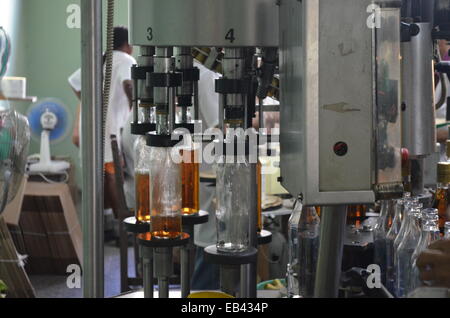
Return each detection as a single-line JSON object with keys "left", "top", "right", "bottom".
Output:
{"left": 29, "top": 241, "right": 138, "bottom": 298}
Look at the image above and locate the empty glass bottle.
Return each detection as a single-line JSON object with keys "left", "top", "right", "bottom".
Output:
{"left": 374, "top": 200, "right": 395, "bottom": 285}
{"left": 297, "top": 206, "right": 320, "bottom": 298}
{"left": 393, "top": 197, "right": 418, "bottom": 256}
{"left": 395, "top": 203, "right": 422, "bottom": 297}
{"left": 215, "top": 158, "right": 252, "bottom": 253}
{"left": 410, "top": 209, "right": 440, "bottom": 292}
{"left": 444, "top": 222, "right": 450, "bottom": 240}
{"left": 287, "top": 202, "right": 320, "bottom": 298}
{"left": 385, "top": 198, "right": 405, "bottom": 293}
{"left": 287, "top": 201, "right": 302, "bottom": 298}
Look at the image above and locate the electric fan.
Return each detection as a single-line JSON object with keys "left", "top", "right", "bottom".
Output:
{"left": 27, "top": 98, "right": 71, "bottom": 174}
{"left": 0, "top": 27, "right": 31, "bottom": 213}
{"left": 0, "top": 107, "right": 30, "bottom": 212}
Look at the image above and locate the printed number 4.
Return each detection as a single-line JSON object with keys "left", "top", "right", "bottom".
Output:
{"left": 225, "top": 29, "right": 235, "bottom": 43}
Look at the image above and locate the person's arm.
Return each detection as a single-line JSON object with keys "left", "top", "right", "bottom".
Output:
{"left": 417, "top": 240, "right": 450, "bottom": 288}
{"left": 439, "top": 40, "right": 450, "bottom": 60}
{"left": 72, "top": 103, "right": 81, "bottom": 148}
{"left": 437, "top": 128, "right": 449, "bottom": 143}
{"left": 123, "top": 80, "right": 133, "bottom": 110}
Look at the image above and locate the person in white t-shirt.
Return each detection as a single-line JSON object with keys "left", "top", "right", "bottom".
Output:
{"left": 68, "top": 26, "right": 137, "bottom": 216}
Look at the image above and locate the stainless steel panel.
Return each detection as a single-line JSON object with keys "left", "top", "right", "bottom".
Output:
{"left": 279, "top": 0, "right": 375, "bottom": 205}
{"left": 318, "top": 0, "right": 373, "bottom": 192}
{"left": 129, "top": 0, "right": 278, "bottom": 47}
{"left": 279, "top": 0, "right": 307, "bottom": 201}
{"left": 375, "top": 8, "right": 402, "bottom": 185}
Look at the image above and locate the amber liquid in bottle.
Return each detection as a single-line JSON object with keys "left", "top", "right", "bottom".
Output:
{"left": 347, "top": 205, "right": 366, "bottom": 226}
{"left": 135, "top": 173, "right": 150, "bottom": 222}
{"left": 315, "top": 206, "right": 321, "bottom": 217}
{"left": 181, "top": 148, "right": 200, "bottom": 215}
{"left": 151, "top": 215, "right": 182, "bottom": 239}
{"left": 434, "top": 186, "right": 449, "bottom": 231}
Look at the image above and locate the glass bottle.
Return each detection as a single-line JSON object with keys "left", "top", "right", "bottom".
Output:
{"left": 297, "top": 206, "right": 320, "bottom": 298}
{"left": 286, "top": 202, "right": 320, "bottom": 298}
{"left": 395, "top": 203, "right": 422, "bottom": 298}
{"left": 373, "top": 200, "right": 395, "bottom": 284}
{"left": 215, "top": 157, "right": 252, "bottom": 253}
{"left": 287, "top": 201, "right": 302, "bottom": 298}
{"left": 256, "top": 157, "right": 267, "bottom": 233}
{"left": 374, "top": 200, "right": 395, "bottom": 285}
{"left": 150, "top": 146, "right": 182, "bottom": 239}
{"left": 410, "top": 209, "right": 440, "bottom": 292}
{"left": 434, "top": 162, "right": 450, "bottom": 232}
{"left": 180, "top": 136, "right": 200, "bottom": 215}
{"left": 134, "top": 136, "right": 151, "bottom": 223}
{"left": 346, "top": 205, "right": 366, "bottom": 226}
{"left": 444, "top": 222, "right": 450, "bottom": 240}
{"left": 393, "top": 197, "right": 418, "bottom": 255}
{"left": 385, "top": 198, "right": 405, "bottom": 294}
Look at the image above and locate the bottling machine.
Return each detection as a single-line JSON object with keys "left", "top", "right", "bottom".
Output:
{"left": 79, "top": 0, "right": 450, "bottom": 298}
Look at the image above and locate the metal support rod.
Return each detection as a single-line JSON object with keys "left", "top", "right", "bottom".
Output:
{"left": 158, "top": 277, "right": 169, "bottom": 298}
{"left": 194, "top": 81, "right": 199, "bottom": 121}
{"left": 240, "top": 265, "right": 249, "bottom": 298}
{"left": 219, "top": 94, "right": 225, "bottom": 132}
{"left": 154, "top": 247, "right": 173, "bottom": 298}
{"left": 142, "top": 246, "right": 154, "bottom": 298}
{"left": 411, "top": 158, "right": 425, "bottom": 197}
{"left": 181, "top": 246, "right": 190, "bottom": 298}
{"left": 169, "top": 87, "right": 176, "bottom": 134}
{"left": 181, "top": 224, "right": 195, "bottom": 298}
{"left": 314, "top": 205, "right": 347, "bottom": 298}
{"left": 259, "top": 98, "right": 264, "bottom": 130}
{"left": 220, "top": 265, "right": 241, "bottom": 297}
{"left": 133, "top": 77, "right": 139, "bottom": 123}
{"left": 80, "top": 0, "right": 104, "bottom": 298}
{"left": 246, "top": 162, "right": 258, "bottom": 298}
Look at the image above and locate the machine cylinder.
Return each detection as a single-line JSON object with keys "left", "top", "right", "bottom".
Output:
{"left": 401, "top": 23, "right": 436, "bottom": 158}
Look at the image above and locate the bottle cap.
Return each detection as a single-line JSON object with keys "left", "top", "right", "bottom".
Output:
{"left": 437, "top": 162, "right": 450, "bottom": 183}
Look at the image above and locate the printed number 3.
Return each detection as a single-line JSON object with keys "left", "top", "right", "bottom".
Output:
{"left": 147, "top": 27, "right": 153, "bottom": 41}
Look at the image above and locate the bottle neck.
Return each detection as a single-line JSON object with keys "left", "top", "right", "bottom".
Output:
{"left": 422, "top": 220, "right": 439, "bottom": 233}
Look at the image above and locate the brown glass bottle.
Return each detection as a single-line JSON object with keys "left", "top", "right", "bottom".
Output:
{"left": 150, "top": 147, "right": 182, "bottom": 240}
{"left": 151, "top": 215, "right": 182, "bottom": 239}
{"left": 181, "top": 148, "right": 200, "bottom": 215}
{"left": 347, "top": 205, "right": 366, "bottom": 226}
{"left": 135, "top": 173, "right": 150, "bottom": 222}
{"left": 435, "top": 162, "right": 450, "bottom": 231}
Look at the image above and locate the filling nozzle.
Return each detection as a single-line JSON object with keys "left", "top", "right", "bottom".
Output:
{"left": 217, "top": 48, "right": 249, "bottom": 132}
{"left": 175, "top": 47, "right": 200, "bottom": 124}
{"left": 151, "top": 47, "right": 181, "bottom": 135}
{"left": 132, "top": 46, "right": 155, "bottom": 125}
